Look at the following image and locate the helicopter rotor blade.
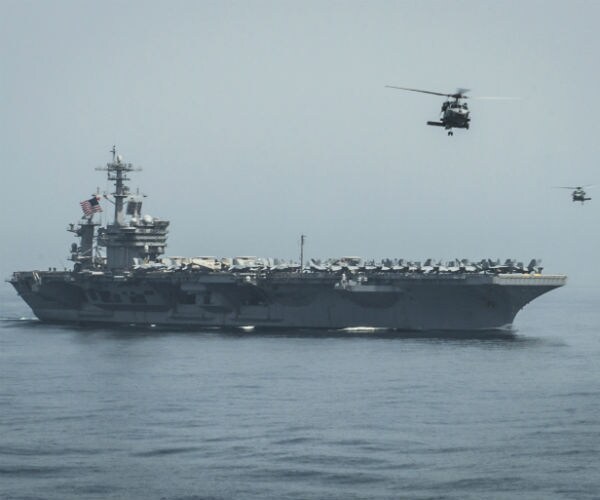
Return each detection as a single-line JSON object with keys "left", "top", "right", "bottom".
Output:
{"left": 385, "top": 85, "right": 452, "bottom": 97}
{"left": 469, "top": 96, "right": 520, "bottom": 100}
{"left": 386, "top": 85, "right": 519, "bottom": 101}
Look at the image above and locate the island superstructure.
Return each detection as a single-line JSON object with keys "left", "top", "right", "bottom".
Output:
{"left": 10, "top": 150, "right": 566, "bottom": 331}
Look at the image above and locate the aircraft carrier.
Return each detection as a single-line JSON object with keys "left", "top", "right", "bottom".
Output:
{"left": 10, "top": 150, "right": 566, "bottom": 331}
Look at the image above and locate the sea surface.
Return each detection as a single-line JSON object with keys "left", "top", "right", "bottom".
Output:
{"left": 1, "top": 283, "right": 599, "bottom": 500}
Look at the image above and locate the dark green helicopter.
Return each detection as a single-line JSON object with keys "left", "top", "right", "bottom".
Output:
{"left": 556, "top": 185, "right": 593, "bottom": 204}
{"left": 385, "top": 85, "right": 514, "bottom": 136}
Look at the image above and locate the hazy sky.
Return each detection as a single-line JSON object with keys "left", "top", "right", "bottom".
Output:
{"left": 2, "top": 1, "right": 600, "bottom": 288}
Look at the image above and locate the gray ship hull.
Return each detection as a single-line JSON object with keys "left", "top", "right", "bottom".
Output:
{"left": 10, "top": 271, "right": 565, "bottom": 331}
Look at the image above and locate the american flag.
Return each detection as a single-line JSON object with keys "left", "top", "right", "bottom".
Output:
{"left": 80, "top": 196, "right": 102, "bottom": 216}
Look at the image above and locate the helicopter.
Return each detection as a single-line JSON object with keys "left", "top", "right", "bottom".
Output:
{"left": 555, "top": 185, "right": 593, "bottom": 204}
{"left": 385, "top": 85, "right": 514, "bottom": 136}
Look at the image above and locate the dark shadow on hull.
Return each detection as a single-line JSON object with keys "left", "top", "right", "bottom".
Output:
{"left": 2, "top": 317, "right": 519, "bottom": 341}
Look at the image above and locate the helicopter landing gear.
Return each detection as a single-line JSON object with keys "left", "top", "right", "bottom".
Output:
{"left": 448, "top": 130, "right": 453, "bottom": 136}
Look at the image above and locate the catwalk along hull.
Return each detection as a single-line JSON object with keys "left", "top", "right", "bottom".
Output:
{"left": 10, "top": 271, "right": 565, "bottom": 331}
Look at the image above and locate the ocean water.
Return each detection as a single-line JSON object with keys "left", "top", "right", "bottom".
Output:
{"left": 1, "top": 284, "right": 599, "bottom": 500}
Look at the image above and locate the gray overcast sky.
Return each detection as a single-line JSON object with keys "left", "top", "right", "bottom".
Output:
{"left": 2, "top": 0, "right": 599, "bottom": 287}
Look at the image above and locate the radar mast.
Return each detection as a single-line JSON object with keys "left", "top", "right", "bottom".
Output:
{"left": 95, "top": 145, "right": 140, "bottom": 226}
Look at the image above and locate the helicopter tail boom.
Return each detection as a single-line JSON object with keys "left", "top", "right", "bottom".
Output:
{"left": 426, "top": 121, "right": 445, "bottom": 127}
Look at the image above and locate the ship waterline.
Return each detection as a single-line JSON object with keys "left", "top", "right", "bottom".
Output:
{"left": 9, "top": 149, "right": 566, "bottom": 331}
